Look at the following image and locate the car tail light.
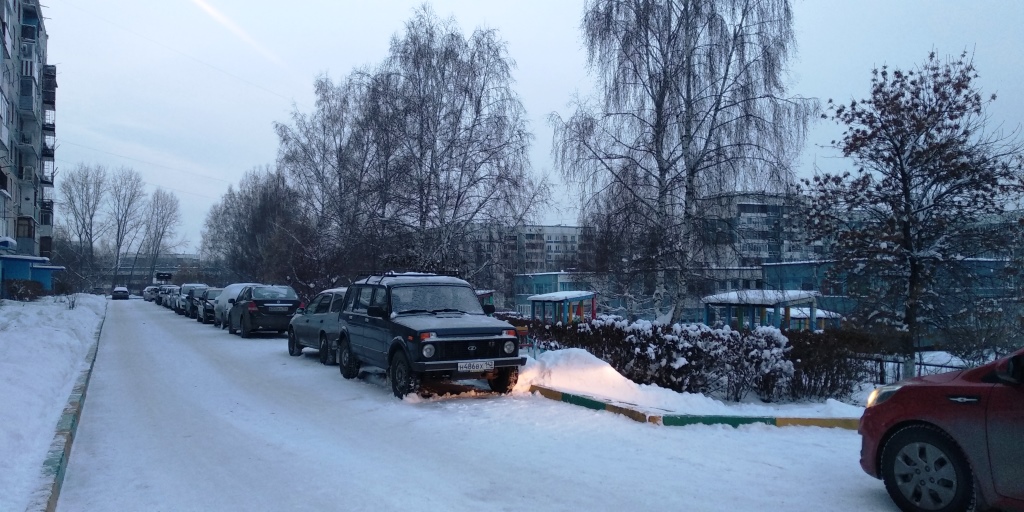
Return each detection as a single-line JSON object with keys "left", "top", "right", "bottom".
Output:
{"left": 247, "top": 302, "right": 257, "bottom": 312}
{"left": 298, "top": 302, "right": 305, "bottom": 309}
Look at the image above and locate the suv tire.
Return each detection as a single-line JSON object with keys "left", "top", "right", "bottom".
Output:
{"left": 880, "top": 424, "right": 975, "bottom": 512}
{"left": 389, "top": 351, "right": 420, "bottom": 398}
{"left": 488, "top": 367, "right": 519, "bottom": 394}
{"left": 339, "top": 338, "right": 359, "bottom": 379}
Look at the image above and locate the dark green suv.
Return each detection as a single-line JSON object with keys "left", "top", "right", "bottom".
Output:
{"left": 335, "top": 273, "right": 525, "bottom": 398}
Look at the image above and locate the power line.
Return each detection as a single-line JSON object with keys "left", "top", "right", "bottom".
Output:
{"left": 52, "top": 0, "right": 294, "bottom": 102}
{"left": 57, "top": 139, "right": 234, "bottom": 185}
{"left": 53, "top": 157, "right": 223, "bottom": 201}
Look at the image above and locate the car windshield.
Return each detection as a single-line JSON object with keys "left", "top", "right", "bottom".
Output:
{"left": 390, "top": 285, "right": 485, "bottom": 315}
{"left": 253, "top": 286, "right": 298, "bottom": 300}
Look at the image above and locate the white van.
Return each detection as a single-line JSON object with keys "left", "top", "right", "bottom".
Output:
{"left": 213, "top": 282, "right": 260, "bottom": 328}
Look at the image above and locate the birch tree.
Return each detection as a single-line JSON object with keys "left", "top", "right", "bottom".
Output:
{"left": 57, "top": 163, "right": 108, "bottom": 272}
{"left": 803, "top": 51, "right": 1024, "bottom": 375}
{"left": 105, "top": 167, "right": 147, "bottom": 288}
{"left": 553, "top": 0, "right": 813, "bottom": 320}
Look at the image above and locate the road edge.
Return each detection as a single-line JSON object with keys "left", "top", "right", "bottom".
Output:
{"left": 529, "top": 384, "right": 860, "bottom": 430}
{"left": 33, "top": 298, "right": 107, "bottom": 512}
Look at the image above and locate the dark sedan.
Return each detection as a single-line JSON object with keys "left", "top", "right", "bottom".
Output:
{"left": 196, "top": 288, "right": 223, "bottom": 324}
{"left": 227, "top": 285, "right": 301, "bottom": 338}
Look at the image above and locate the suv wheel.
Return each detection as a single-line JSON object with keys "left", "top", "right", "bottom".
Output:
{"left": 880, "top": 425, "right": 975, "bottom": 512}
{"left": 488, "top": 367, "right": 519, "bottom": 394}
{"left": 388, "top": 351, "right": 420, "bottom": 398}
{"left": 339, "top": 338, "right": 359, "bottom": 379}
{"left": 287, "top": 329, "right": 302, "bottom": 357}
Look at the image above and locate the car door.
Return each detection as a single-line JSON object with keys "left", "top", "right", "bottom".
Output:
{"left": 231, "top": 286, "right": 254, "bottom": 326}
{"left": 324, "top": 292, "right": 346, "bottom": 347}
{"left": 987, "top": 380, "right": 1024, "bottom": 500}
{"left": 345, "top": 286, "right": 375, "bottom": 360}
{"left": 295, "top": 294, "right": 325, "bottom": 346}
{"left": 363, "top": 286, "right": 392, "bottom": 365}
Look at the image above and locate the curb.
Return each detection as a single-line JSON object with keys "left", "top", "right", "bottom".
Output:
{"left": 529, "top": 385, "right": 859, "bottom": 430}
{"left": 33, "top": 300, "right": 107, "bottom": 512}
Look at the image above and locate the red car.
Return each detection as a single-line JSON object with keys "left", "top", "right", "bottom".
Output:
{"left": 859, "top": 347, "right": 1024, "bottom": 512}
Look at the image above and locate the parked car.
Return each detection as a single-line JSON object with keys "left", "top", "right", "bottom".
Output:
{"left": 111, "top": 286, "right": 130, "bottom": 300}
{"left": 159, "top": 285, "right": 180, "bottom": 308}
{"left": 226, "top": 285, "right": 301, "bottom": 337}
{"left": 175, "top": 283, "right": 208, "bottom": 316}
{"left": 333, "top": 273, "right": 524, "bottom": 398}
{"left": 858, "top": 347, "right": 1024, "bottom": 512}
{"left": 287, "top": 287, "right": 347, "bottom": 363}
{"left": 142, "top": 286, "right": 160, "bottom": 302}
{"left": 214, "top": 282, "right": 260, "bottom": 328}
{"left": 196, "top": 288, "right": 223, "bottom": 324}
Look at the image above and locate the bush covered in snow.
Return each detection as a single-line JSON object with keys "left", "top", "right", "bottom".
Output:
{"left": 496, "top": 312, "right": 888, "bottom": 402}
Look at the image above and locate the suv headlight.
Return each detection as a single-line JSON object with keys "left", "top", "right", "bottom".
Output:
{"left": 866, "top": 384, "right": 904, "bottom": 408}
{"left": 503, "top": 340, "right": 516, "bottom": 354}
{"left": 422, "top": 344, "right": 435, "bottom": 358}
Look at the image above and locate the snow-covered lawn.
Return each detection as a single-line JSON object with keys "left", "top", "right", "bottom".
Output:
{"left": 0, "top": 294, "right": 106, "bottom": 512}
{"left": 4, "top": 295, "right": 891, "bottom": 511}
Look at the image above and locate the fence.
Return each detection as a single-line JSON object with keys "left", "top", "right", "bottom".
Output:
{"left": 853, "top": 356, "right": 966, "bottom": 385}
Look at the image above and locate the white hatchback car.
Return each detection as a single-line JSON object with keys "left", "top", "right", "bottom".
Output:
{"left": 213, "top": 282, "right": 260, "bottom": 328}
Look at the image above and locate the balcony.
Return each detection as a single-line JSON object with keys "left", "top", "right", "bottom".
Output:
{"left": 41, "top": 141, "right": 53, "bottom": 159}
{"left": 42, "top": 65, "right": 55, "bottom": 108}
{"left": 40, "top": 168, "right": 53, "bottom": 187}
{"left": 41, "top": 198, "right": 52, "bottom": 211}
{"left": 42, "top": 109, "right": 54, "bottom": 134}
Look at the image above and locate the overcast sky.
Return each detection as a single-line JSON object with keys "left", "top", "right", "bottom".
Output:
{"left": 44, "top": 0, "right": 1024, "bottom": 253}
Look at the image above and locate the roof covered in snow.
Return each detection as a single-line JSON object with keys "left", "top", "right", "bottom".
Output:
{"left": 527, "top": 291, "right": 596, "bottom": 302}
{"left": 701, "top": 290, "right": 819, "bottom": 306}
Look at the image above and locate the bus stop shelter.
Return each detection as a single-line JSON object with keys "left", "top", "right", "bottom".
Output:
{"left": 702, "top": 290, "right": 820, "bottom": 330}
{"left": 528, "top": 291, "right": 597, "bottom": 324}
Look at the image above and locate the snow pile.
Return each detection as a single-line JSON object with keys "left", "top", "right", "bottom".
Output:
{"left": 516, "top": 348, "right": 863, "bottom": 419}
{"left": 0, "top": 294, "right": 106, "bottom": 512}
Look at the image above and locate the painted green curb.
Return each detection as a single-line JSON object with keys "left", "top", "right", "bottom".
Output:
{"left": 33, "top": 299, "right": 107, "bottom": 512}
{"left": 529, "top": 385, "right": 859, "bottom": 430}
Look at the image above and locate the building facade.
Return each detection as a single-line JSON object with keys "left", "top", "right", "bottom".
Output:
{"left": 0, "top": 0, "right": 55, "bottom": 259}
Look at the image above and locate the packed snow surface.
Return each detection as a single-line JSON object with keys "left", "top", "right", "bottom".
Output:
{"left": 2, "top": 296, "right": 895, "bottom": 511}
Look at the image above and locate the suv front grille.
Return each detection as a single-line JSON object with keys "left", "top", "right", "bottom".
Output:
{"left": 436, "top": 340, "right": 505, "bottom": 361}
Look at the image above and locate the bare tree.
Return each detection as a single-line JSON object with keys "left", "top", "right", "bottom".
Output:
{"left": 57, "top": 163, "right": 108, "bottom": 274}
{"left": 142, "top": 188, "right": 182, "bottom": 282}
{"left": 105, "top": 167, "right": 148, "bottom": 288}
{"left": 370, "top": 6, "right": 546, "bottom": 271}
{"left": 553, "top": 0, "right": 814, "bottom": 321}
{"left": 803, "top": 51, "right": 1024, "bottom": 375}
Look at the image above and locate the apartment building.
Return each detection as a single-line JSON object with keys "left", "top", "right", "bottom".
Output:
{"left": 0, "top": 0, "right": 55, "bottom": 258}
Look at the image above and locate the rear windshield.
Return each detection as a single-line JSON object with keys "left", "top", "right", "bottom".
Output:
{"left": 253, "top": 286, "right": 298, "bottom": 300}
{"left": 205, "top": 290, "right": 223, "bottom": 299}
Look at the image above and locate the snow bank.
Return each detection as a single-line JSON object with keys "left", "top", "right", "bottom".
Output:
{"left": 516, "top": 348, "right": 863, "bottom": 419}
{"left": 0, "top": 294, "right": 106, "bottom": 512}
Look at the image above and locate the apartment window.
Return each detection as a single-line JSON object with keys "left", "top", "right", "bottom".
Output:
{"left": 40, "top": 211, "right": 51, "bottom": 225}
{"left": 16, "top": 217, "right": 33, "bottom": 238}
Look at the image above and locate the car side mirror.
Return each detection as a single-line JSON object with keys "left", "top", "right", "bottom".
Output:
{"left": 483, "top": 304, "right": 495, "bottom": 315}
{"left": 367, "top": 306, "right": 387, "bottom": 319}
{"left": 295, "top": 307, "right": 305, "bottom": 315}
{"left": 228, "top": 298, "right": 235, "bottom": 304}
{"left": 996, "top": 355, "right": 1023, "bottom": 385}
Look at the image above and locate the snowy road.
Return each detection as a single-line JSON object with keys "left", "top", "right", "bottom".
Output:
{"left": 58, "top": 299, "right": 897, "bottom": 511}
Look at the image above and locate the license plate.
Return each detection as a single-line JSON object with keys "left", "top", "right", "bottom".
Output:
{"left": 269, "top": 306, "right": 288, "bottom": 312}
{"left": 457, "top": 361, "right": 494, "bottom": 372}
